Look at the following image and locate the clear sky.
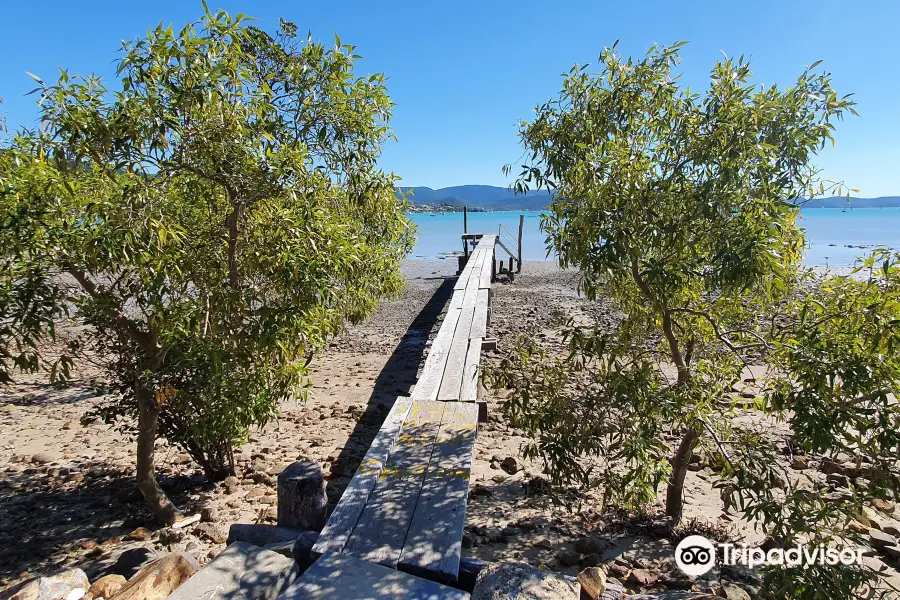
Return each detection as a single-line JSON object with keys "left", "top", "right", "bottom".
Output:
{"left": 1, "top": 1, "right": 897, "bottom": 196}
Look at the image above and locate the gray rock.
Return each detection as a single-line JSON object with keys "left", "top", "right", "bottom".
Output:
{"left": 721, "top": 563, "right": 763, "bottom": 584}
{"left": 110, "top": 547, "right": 163, "bottom": 579}
{"left": 227, "top": 524, "right": 310, "bottom": 547}
{"left": 500, "top": 457, "right": 521, "bottom": 475}
{"left": 193, "top": 522, "right": 227, "bottom": 544}
{"left": 863, "top": 555, "right": 891, "bottom": 572}
{"left": 574, "top": 536, "right": 608, "bottom": 555}
{"left": 165, "top": 542, "right": 297, "bottom": 600}
{"left": 627, "top": 568, "right": 659, "bottom": 586}
{"left": 627, "top": 594, "right": 715, "bottom": 599}
{"left": 870, "top": 529, "right": 898, "bottom": 550}
{"left": 722, "top": 584, "right": 752, "bottom": 600}
{"left": 579, "top": 554, "right": 602, "bottom": 568}
{"left": 472, "top": 562, "right": 579, "bottom": 599}
{"left": 2, "top": 568, "right": 89, "bottom": 600}
{"left": 827, "top": 473, "right": 850, "bottom": 487}
{"left": 790, "top": 456, "right": 810, "bottom": 470}
{"left": 30, "top": 452, "right": 58, "bottom": 465}
{"left": 555, "top": 550, "right": 581, "bottom": 567}
{"left": 819, "top": 458, "right": 843, "bottom": 474}
{"left": 599, "top": 582, "right": 625, "bottom": 600}
{"left": 157, "top": 527, "right": 185, "bottom": 545}
{"left": 200, "top": 506, "right": 219, "bottom": 523}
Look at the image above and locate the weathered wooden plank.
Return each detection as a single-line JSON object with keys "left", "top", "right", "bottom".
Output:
{"left": 464, "top": 247, "right": 487, "bottom": 270}
{"left": 447, "top": 289, "right": 465, "bottom": 312}
{"left": 436, "top": 306, "right": 475, "bottom": 401}
{"left": 453, "top": 248, "right": 486, "bottom": 290}
{"left": 478, "top": 249, "right": 494, "bottom": 289}
{"left": 398, "top": 403, "right": 478, "bottom": 582}
{"left": 311, "top": 398, "right": 413, "bottom": 556}
{"left": 278, "top": 551, "right": 469, "bottom": 599}
{"left": 343, "top": 401, "right": 447, "bottom": 568}
{"left": 470, "top": 289, "right": 489, "bottom": 339}
{"left": 411, "top": 307, "right": 462, "bottom": 401}
{"left": 460, "top": 273, "right": 480, "bottom": 312}
{"left": 458, "top": 338, "right": 481, "bottom": 403}
{"left": 476, "top": 234, "right": 496, "bottom": 248}
{"left": 169, "top": 542, "right": 297, "bottom": 600}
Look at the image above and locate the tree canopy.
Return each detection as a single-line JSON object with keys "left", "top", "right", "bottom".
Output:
{"left": 0, "top": 8, "right": 413, "bottom": 522}
{"left": 493, "top": 43, "right": 899, "bottom": 597}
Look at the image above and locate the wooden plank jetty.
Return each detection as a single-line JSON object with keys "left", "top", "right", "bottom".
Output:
{"left": 170, "top": 230, "right": 520, "bottom": 597}
{"left": 278, "top": 551, "right": 468, "bottom": 599}
{"left": 299, "top": 234, "right": 497, "bottom": 593}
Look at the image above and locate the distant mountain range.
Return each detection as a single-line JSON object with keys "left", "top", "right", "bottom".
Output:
{"left": 397, "top": 186, "right": 900, "bottom": 211}
{"left": 803, "top": 196, "right": 900, "bottom": 208}
{"left": 396, "top": 185, "right": 552, "bottom": 211}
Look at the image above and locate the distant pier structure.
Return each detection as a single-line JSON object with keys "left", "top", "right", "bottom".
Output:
{"left": 460, "top": 206, "right": 523, "bottom": 280}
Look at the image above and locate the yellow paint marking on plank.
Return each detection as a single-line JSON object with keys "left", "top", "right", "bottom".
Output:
{"left": 377, "top": 465, "right": 470, "bottom": 481}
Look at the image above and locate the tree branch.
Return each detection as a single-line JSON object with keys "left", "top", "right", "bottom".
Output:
{"left": 630, "top": 255, "right": 688, "bottom": 384}
{"left": 669, "top": 307, "right": 769, "bottom": 352}
{"left": 698, "top": 414, "right": 735, "bottom": 471}
{"left": 64, "top": 265, "right": 162, "bottom": 359}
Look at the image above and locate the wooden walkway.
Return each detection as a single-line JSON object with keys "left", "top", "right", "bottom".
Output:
{"left": 280, "top": 235, "right": 498, "bottom": 598}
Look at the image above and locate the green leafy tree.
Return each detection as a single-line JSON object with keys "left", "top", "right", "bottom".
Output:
{"left": 0, "top": 8, "right": 413, "bottom": 523}
{"left": 734, "top": 251, "right": 900, "bottom": 596}
{"left": 492, "top": 43, "right": 899, "bottom": 596}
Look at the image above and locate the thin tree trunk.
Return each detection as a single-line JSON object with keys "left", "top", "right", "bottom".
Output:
{"left": 136, "top": 383, "right": 179, "bottom": 525}
{"left": 226, "top": 199, "right": 243, "bottom": 291}
{"left": 666, "top": 428, "right": 699, "bottom": 523}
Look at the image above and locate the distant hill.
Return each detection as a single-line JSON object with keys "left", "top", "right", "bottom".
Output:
{"left": 801, "top": 196, "right": 900, "bottom": 208}
{"left": 397, "top": 185, "right": 552, "bottom": 211}
{"left": 397, "top": 187, "right": 900, "bottom": 211}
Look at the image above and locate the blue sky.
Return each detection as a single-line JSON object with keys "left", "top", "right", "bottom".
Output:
{"left": 1, "top": 1, "right": 897, "bottom": 195}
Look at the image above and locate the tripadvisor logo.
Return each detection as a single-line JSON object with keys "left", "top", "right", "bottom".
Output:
{"left": 675, "top": 535, "right": 863, "bottom": 577}
{"left": 675, "top": 535, "right": 717, "bottom": 576}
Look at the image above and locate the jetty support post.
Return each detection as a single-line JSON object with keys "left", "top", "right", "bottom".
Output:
{"left": 461, "top": 207, "right": 470, "bottom": 266}
{"left": 277, "top": 461, "right": 328, "bottom": 531}
{"left": 517, "top": 214, "right": 524, "bottom": 273}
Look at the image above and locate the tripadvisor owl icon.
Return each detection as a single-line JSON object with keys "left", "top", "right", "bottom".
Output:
{"left": 675, "top": 535, "right": 716, "bottom": 576}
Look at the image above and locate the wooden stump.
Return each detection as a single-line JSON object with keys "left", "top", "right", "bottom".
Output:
{"left": 277, "top": 461, "right": 327, "bottom": 531}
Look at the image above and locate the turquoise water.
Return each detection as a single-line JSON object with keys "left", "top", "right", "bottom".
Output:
{"left": 407, "top": 208, "right": 900, "bottom": 267}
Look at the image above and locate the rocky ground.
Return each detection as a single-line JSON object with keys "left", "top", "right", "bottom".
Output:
{"left": 2, "top": 258, "right": 900, "bottom": 598}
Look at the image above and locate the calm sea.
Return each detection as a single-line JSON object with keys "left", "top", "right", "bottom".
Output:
{"left": 407, "top": 208, "right": 900, "bottom": 267}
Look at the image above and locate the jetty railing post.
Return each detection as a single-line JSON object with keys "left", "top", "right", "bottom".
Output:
{"left": 517, "top": 214, "right": 524, "bottom": 273}
{"left": 463, "top": 206, "right": 468, "bottom": 234}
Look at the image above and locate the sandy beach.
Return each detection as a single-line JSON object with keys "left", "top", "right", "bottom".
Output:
{"left": 2, "top": 258, "right": 898, "bottom": 597}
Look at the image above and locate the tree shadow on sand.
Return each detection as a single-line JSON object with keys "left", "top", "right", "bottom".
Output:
{"left": 0, "top": 461, "right": 213, "bottom": 581}
{"left": 323, "top": 276, "right": 457, "bottom": 509}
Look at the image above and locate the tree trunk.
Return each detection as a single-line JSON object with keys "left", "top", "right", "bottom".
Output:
{"left": 666, "top": 428, "right": 699, "bottom": 524}
{"left": 136, "top": 383, "right": 180, "bottom": 525}
{"left": 185, "top": 440, "right": 235, "bottom": 482}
